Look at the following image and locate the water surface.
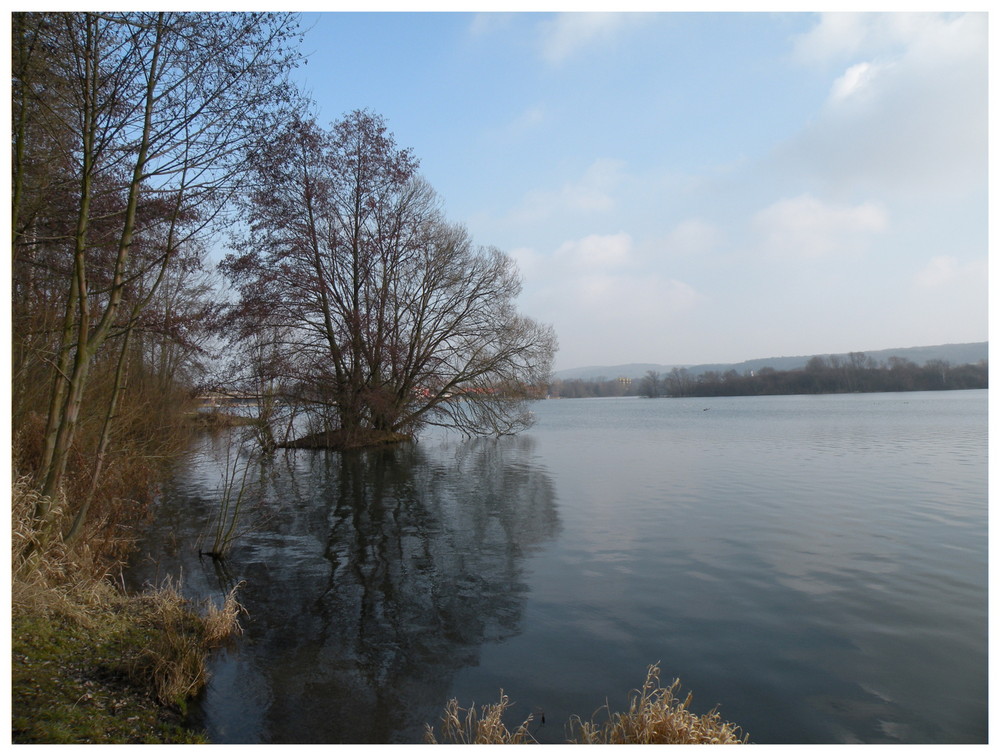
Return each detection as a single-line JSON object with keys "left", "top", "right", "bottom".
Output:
{"left": 125, "top": 390, "right": 988, "bottom": 744}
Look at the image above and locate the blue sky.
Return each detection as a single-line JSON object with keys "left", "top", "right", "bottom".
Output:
{"left": 292, "top": 11, "right": 989, "bottom": 372}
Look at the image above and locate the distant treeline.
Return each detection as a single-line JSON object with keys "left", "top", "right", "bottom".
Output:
{"left": 547, "top": 353, "right": 988, "bottom": 399}
{"left": 638, "top": 354, "right": 987, "bottom": 398}
{"left": 548, "top": 377, "right": 637, "bottom": 399}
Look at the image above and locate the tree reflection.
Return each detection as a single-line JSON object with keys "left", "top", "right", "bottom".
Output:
{"left": 206, "top": 436, "right": 559, "bottom": 743}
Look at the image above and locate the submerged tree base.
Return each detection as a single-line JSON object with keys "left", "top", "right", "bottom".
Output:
{"left": 279, "top": 428, "right": 413, "bottom": 451}
{"left": 184, "top": 411, "right": 256, "bottom": 428}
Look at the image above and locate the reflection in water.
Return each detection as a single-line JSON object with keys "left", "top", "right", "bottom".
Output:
{"left": 126, "top": 433, "right": 559, "bottom": 743}
{"left": 127, "top": 393, "right": 986, "bottom": 745}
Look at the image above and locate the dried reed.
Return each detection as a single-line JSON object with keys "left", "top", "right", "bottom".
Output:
{"left": 426, "top": 663, "right": 749, "bottom": 745}
{"left": 125, "top": 578, "right": 249, "bottom": 703}
{"left": 569, "top": 663, "right": 749, "bottom": 744}
{"left": 13, "top": 470, "right": 240, "bottom": 708}
{"left": 202, "top": 581, "right": 248, "bottom": 647}
{"left": 10, "top": 473, "right": 110, "bottom": 622}
{"left": 126, "top": 580, "right": 208, "bottom": 704}
{"left": 424, "top": 691, "right": 537, "bottom": 744}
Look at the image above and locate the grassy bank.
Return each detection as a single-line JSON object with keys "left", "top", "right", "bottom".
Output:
{"left": 11, "top": 476, "right": 242, "bottom": 744}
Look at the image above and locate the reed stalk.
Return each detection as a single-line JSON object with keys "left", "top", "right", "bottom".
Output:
{"left": 425, "top": 663, "right": 749, "bottom": 745}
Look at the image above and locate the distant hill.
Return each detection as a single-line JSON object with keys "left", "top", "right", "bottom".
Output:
{"left": 553, "top": 342, "right": 988, "bottom": 381}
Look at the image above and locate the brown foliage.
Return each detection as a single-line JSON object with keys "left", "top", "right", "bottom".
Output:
{"left": 12, "top": 359, "right": 196, "bottom": 574}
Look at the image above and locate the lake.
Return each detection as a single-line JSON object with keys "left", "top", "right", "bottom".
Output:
{"left": 124, "top": 390, "right": 988, "bottom": 744}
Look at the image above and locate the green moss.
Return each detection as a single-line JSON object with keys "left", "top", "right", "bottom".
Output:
{"left": 11, "top": 600, "right": 209, "bottom": 744}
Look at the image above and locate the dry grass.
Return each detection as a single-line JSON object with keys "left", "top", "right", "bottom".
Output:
{"left": 10, "top": 473, "right": 114, "bottom": 622}
{"left": 424, "top": 691, "right": 537, "bottom": 744}
{"left": 127, "top": 582, "right": 209, "bottom": 704}
{"left": 426, "top": 664, "right": 749, "bottom": 745}
{"left": 12, "top": 472, "right": 65, "bottom": 570}
{"left": 12, "top": 370, "right": 196, "bottom": 572}
{"left": 90, "top": 578, "right": 246, "bottom": 705}
{"left": 569, "top": 664, "right": 749, "bottom": 744}
{"left": 202, "top": 581, "right": 248, "bottom": 647}
{"left": 12, "top": 471, "right": 247, "bottom": 725}
{"left": 11, "top": 341, "right": 228, "bottom": 740}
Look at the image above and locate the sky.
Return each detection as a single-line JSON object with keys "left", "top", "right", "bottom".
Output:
{"left": 291, "top": 10, "right": 988, "bottom": 372}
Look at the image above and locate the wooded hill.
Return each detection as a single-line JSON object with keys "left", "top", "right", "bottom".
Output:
{"left": 549, "top": 344, "right": 987, "bottom": 399}
{"left": 634, "top": 353, "right": 987, "bottom": 398}
{"left": 554, "top": 341, "right": 987, "bottom": 381}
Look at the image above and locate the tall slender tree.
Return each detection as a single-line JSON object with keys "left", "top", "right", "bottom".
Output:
{"left": 11, "top": 12, "right": 302, "bottom": 527}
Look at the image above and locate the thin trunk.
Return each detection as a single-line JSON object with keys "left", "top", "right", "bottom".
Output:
{"left": 37, "top": 269, "right": 80, "bottom": 512}
{"left": 64, "top": 325, "right": 133, "bottom": 544}
{"left": 11, "top": 15, "right": 33, "bottom": 261}
{"left": 40, "top": 13, "right": 164, "bottom": 503}
{"left": 38, "top": 14, "right": 99, "bottom": 504}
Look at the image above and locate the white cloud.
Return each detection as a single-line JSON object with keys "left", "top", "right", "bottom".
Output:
{"left": 484, "top": 105, "right": 547, "bottom": 144}
{"left": 780, "top": 12, "right": 987, "bottom": 196}
{"left": 829, "top": 61, "right": 875, "bottom": 102}
{"left": 511, "top": 158, "right": 625, "bottom": 223}
{"left": 537, "top": 12, "right": 645, "bottom": 64}
{"left": 509, "top": 105, "right": 545, "bottom": 132}
{"left": 571, "top": 273, "right": 699, "bottom": 313}
{"left": 554, "top": 232, "right": 632, "bottom": 270}
{"left": 791, "top": 12, "right": 870, "bottom": 66}
{"left": 508, "top": 245, "right": 541, "bottom": 280}
{"left": 791, "top": 12, "right": 982, "bottom": 68}
{"left": 904, "top": 255, "right": 987, "bottom": 345}
{"left": 913, "top": 255, "right": 987, "bottom": 292}
{"left": 664, "top": 218, "right": 722, "bottom": 257}
{"left": 752, "top": 195, "right": 888, "bottom": 259}
{"left": 545, "top": 272, "right": 703, "bottom": 367}
{"left": 515, "top": 229, "right": 704, "bottom": 368}
{"left": 914, "top": 256, "right": 959, "bottom": 288}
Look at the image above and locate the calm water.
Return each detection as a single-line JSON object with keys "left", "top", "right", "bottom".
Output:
{"left": 125, "top": 390, "right": 988, "bottom": 744}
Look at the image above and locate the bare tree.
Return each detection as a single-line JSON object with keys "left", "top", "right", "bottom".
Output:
{"left": 12, "top": 12, "right": 301, "bottom": 526}
{"left": 639, "top": 370, "right": 663, "bottom": 398}
{"left": 221, "top": 110, "right": 556, "bottom": 445}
